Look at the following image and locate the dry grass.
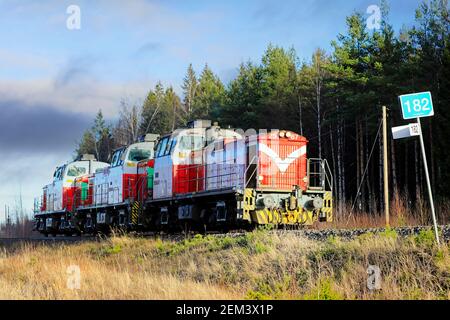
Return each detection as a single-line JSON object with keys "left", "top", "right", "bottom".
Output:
{"left": 320, "top": 192, "right": 450, "bottom": 230}
{"left": 0, "top": 229, "right": 449, "bottom": 300}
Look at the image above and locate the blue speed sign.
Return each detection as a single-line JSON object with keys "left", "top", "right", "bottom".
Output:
{"left": 399, "top": 92, "right": 434, "bottom": 120}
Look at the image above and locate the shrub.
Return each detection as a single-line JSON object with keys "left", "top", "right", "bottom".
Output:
{"left": 246, "top": 276, "right": 291, "bottom": 300}
{"left": 414, "top": 229, "right": 438, "bottom": 247}
{"left": 379, "top": 227, "right": 398, "bottom": 240}
{"left": 302, "top": 278, "right": 343, "bottom": 300}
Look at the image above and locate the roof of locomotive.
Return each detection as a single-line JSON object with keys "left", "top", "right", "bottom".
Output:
{"left": 256, "top": 130, "right": 308, "bottom": 143}
{"left": 51, "top": 159, "right": 109, "bottom": 182}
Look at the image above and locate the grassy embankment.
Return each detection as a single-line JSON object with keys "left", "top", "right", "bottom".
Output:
{"left": 0, "top": 227, "right": 448, "bottom": 300}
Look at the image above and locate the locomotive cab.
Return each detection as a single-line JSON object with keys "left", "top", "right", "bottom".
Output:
{"left": 34, "top": 156, "right": 109, "bottom": 235}
{"left": 94, "top": 134, "right": 159, "bottom": 206}
{"left": 39, "top": 157, "right": 109, "bottom": 214}
{"left": 153, "top": 124, "right": 208, "bottom": 199}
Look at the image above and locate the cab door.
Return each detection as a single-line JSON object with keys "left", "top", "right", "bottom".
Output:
{"left": 52, "top": 166, "right": 64, "bottom": 211}
{"left": 153, "top": 136, "right": 174, "bottom": 199}
{"left": 108, "top": 149, "right": 124, "bottom": 204}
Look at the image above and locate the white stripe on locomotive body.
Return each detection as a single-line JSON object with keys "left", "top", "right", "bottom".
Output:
{"left": 258, "top": 144, "right": 307, "bottom": 173}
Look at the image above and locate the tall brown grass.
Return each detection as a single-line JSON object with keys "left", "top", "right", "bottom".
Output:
{"left": 323, "top": 192, "right": 450, "bottom": 230}
{"left": 0, "top": 229, "right": 448, "bottom": 300}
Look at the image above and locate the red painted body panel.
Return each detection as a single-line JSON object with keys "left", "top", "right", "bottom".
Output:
{"left": 41, "top": 188, "right": 47, "bottom": 212}
{"left": 173, "top": 149, "right": 205, "bottom": 195}
{"left": 257, "top": 133, "right": 308, "bottom": 191}
{"left": 173, "top": 164, "right": 205, "bottom": 194}
{"left": 123, "top": 173, "right": 137, "bottom": 202}
{"left": 62, "top": 186, "right": 76, "bottom": 211}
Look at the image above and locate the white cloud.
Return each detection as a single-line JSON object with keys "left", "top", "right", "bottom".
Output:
{"left": 0, "top": 77, "right": 152, "bottom": 118}
{"left": 0, "top": 49, "right": 52, "bottom": 71}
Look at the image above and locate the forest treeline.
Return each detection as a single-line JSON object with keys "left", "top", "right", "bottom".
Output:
{"left": 76, "top": 0, "right": 450, "bottom": 217}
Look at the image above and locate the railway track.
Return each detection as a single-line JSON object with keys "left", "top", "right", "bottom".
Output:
{"left": 0, "top": 236, "right": 99, "bottom": 246}
{"left": 1, "top": 225, "right": 449, "bottom": 245}
{"left": 281, "top": 225, "right": 450, "bottom": 242}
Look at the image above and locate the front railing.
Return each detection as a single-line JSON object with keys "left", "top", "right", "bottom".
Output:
{"left": 174, "top": 161, "right": 246, "bottom": 195}
{"left": 307, "top": 158, "right": 333, "bottom": 192}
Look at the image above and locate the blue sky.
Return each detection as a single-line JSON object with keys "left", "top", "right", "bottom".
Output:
{"left": 0, "top": 0, "right": 425, "bottom": 217}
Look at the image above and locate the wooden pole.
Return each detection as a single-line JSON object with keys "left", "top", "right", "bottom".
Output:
{"left": 383, "top": 106, "right": 390, "bottom": 227}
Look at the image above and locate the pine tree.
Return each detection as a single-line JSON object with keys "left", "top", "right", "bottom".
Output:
{"left": 181, "top": 64, "right": 198, "bottom": 119}
{"left": 141, "top": 82, "right": 169, "bottom": 135}
{"left": 76, "top": 110, "right": 112, "bottom": 162}
{"left": 192, "top": 64, "right": 225, "bottom": 120}
{"left": 260, "top": 45, "right": 298, "bottom": 129}
{"left": 222, "top": 62, "right": 264, "bottom": 129}
{"left": 76, "top": 130, "right": 96, "bottom": 158}
{"left": 164, "top": 86, "right": 183, "bottom": 131}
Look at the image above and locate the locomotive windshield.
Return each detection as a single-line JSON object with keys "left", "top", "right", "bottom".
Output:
{"left": 128, "top": 148, "right": 152, "bottom": 162}
{"left": 127, "top": 142, "right": 154, "bottom": 161}
{"left": 178, "top": 135, "right": 205, "bottom": 151}
{"left": 67, "top": 165, "right": 87, "bottom": 177}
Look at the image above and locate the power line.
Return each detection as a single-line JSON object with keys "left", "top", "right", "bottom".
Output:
{"left": 349, "top": 119, "right": 383, "bottom": 216}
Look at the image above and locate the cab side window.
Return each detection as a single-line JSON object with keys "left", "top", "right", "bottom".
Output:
{"left": 163, "top": 138, "right": 175, "bottom": 156}
{"left": 168, "top": 138, "right": 177, "bottom": 154}
{"left": 54, "top": 166, "right": 64, "bottom": 181}
{"left": 111, "top": 151, "right": 119, "bottom": 167}
{"left": 157, "top": 137, "right": 169, "bottom": 158}
{"left": 111, "top": 149, "right": 124, "bottom": 167}
{"left": 155, "top": 141, "right": 163, "bottom": 158}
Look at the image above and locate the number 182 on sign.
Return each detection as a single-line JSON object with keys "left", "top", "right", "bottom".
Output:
{"left": 399, "top": 92, "right": 434, "bottom": 120}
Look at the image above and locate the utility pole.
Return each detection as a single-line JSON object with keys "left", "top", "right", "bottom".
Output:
{"left": 383, "top": 106, "right": 390, "bottom": 227}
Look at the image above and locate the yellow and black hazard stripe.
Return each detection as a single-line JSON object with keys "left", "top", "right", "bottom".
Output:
{"left": 250, "top": 207, "right": 317, "bottom": 226}
{"left": 242, "top": 188, "right": 332, "bottom": 226}
{"left": 242, "top": 189, "right": 255, "bottom": 222}
{"left": 131, "top": 201, "right": 140, "bottom": 225}
{"left": 321, "top": 191, "right": 333, "bottom": 222}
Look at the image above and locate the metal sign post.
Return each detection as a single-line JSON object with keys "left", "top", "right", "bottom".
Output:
{"left": 416, "top": 118, "right": 440, "bottom": 246}
{"left": 398, "top": 92, "right": 440, "bottom": 246}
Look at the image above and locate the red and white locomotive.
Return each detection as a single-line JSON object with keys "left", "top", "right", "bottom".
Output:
{"left": 34, "top": 120, "right": 333, "bottom": 235}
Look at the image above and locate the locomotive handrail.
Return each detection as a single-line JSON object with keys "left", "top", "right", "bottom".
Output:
{"left": 244, "top": 155, "right": 258, "bottom": 189}
{"left": 323, "top": 159, "right": 333, "bottom": 191}
{"left": 174, "top": 160, "right": 247, "bottom": 194}
{"left": 307, "top": 158, "right": 333, "bottom": 192}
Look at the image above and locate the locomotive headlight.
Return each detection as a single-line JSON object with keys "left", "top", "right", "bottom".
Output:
{"left": 126, "top": 162, "right": 136, "bottom": 167}
{"left": 279, "top": 131, "right": 286, "bottom": 138}
{"left": 285, "top": 131, "right": 292, "bottom": 138}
